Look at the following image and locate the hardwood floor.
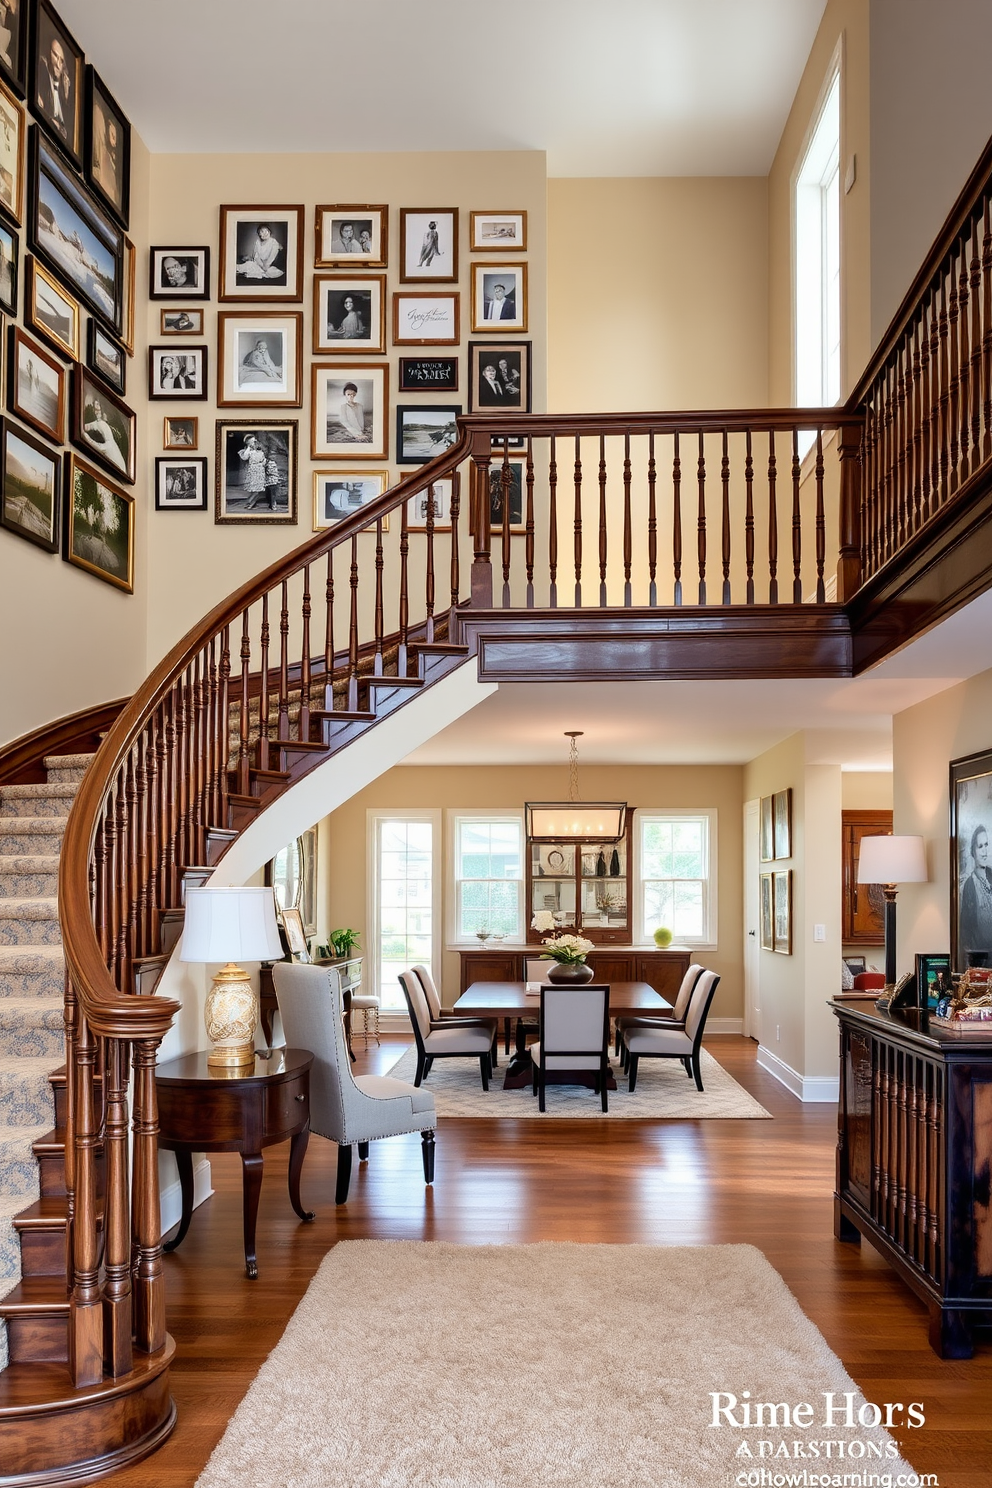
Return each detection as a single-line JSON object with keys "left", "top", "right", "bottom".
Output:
{"left": 105, "top": 1035, "right": 990, "bottom": 1487}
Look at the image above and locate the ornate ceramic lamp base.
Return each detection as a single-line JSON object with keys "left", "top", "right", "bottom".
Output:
{"left": 205, "top": 963, "right": 258, "bottom": 1067}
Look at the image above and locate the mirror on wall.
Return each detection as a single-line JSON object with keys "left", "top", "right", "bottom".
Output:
{"left": 265, "top": 827, "right": 317, "bottom": 937}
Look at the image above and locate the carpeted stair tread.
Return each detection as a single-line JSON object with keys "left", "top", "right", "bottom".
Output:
{"left": 0, "top": 1057, "right": 61, "bottom": 1126}
{"left": 0, "top": 898, "right": 61, "bottom": 947}
{"left": 0, "top": 947, "right": 66, "bottom": 999}
{"left": 0, "top": 786, "right": 78, "bottom": 818}
{"left": 0, "top": 820, "right": 67, "bottom": 857}
{"left": 0, "top": 871, "right": 59, "bottom": 898}
{"left": 0, "top": 857, "right": 60, "bottom": 874}
{"left": 0, "top": 899, "right": 59, "bottom": 919}
{"left": 0, "top": 1001, "right": 63, "bottom": 1060}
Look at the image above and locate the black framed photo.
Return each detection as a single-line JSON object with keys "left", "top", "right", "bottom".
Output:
{"left": 0, "top": 216, "right": 14, "bottom": 312}
{"left": 25, "top": 254, "right": 76, "bottom": 359}
{"left": 155, "top": 455, "right": 208, "bottom": 512}
{"left": 395, "top": 403, "right": 460, "bottom": 465}
{"left": 950, "top": 747, "right": 992, "bottom": 971}
{"left": 0, "top": 414, "right": 59, "bottom": 551}
{"left": 0, "top": 0, "right": 27, "bottom": 97}
{"left": 468, "top": 340, "right": 531, "bottom": 413}
{"left": 30, "top": 128, "right": 122, "bottom": 332}
{"left": 487, "top": 459, "right": 524, "bottom": 529}
{"left": 71, "top": 367, "right": 135, "bottom": 484}
{"left": 148, "top": 344, "right": 207, "bottom": 400}
{"left": 398, "top": 356, "right": 458, "bottom": 394}
{"left": 219, "top": 204, "right": 304, "bottom": 302}
{"left": 0, "top": 74, "right": 25, "bottom": 223}
{"left": 30, "top": 1, "right": 83, "bottom": 165}
{"left": 86, "top": 319, "right": 124, "bottom": 393}
{"left": 914, "top": 952, "right": 952, "bottom": 1011}
{"left": 149, "top": 246, "right": 210, "bottom": 301}
{"left": 215, "top": 418, "right": 298, "bottom": 524}
{"left": 8, "top": 323, "right": 64, "bottom": 442}
{"left": 84, "top": 67, "right": 130, "bottom": 229}
{"left": 63, "top": 452, "right": 133, "bottom": 593}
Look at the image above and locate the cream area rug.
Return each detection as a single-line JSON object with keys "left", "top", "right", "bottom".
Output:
{"left": 195, "top": 1241, "right": 916, "bottom": 1488}
{"left": 386, "top": 1044, "right": 771, "bottom": 1118}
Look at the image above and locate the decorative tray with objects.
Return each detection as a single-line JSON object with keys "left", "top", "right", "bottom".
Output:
{"left": 933, "top": 966, "right": 992, "bottom": 1026}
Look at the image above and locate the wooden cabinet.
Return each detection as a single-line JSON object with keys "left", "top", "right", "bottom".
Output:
{"left": 526, "top": 817, "right": 633, "bottom": 945}
{"left": 842, "top": 810, "right": 892, "bottom": 943}
{"left": 459, "top": 947, "right": 690, "bottom": 1000}
{"left": 833, "top": 1000, "right": 992, "bottom": 1357}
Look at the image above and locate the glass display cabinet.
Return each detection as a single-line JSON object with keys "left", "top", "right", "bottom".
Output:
{"left": 526, "top": 820, "right": 632, "bottom": 945}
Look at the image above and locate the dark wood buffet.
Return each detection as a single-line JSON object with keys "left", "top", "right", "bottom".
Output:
{"left": 458, "top": 946, "right": 691, "bottom": 1000}
{"left": 833, "top": 998, "right": 992, "bottom": 1357}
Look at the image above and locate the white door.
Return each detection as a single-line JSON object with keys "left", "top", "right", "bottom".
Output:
{"left": 743, "top": 798, "right": 760, "bottom": 1040}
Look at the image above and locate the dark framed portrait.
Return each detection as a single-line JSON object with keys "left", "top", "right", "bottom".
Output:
{"left": 84, "top": 67, "right": 130, "bottom": 229}
{"left": 398, "top": 356, "right": 458, "bottom": 393}
{"left": 314, "top": 204, "right": 387, "bottom": 268}
{"left": 0, "top": 216, "right": 14, "bottom": 312}
{"left": 950, "top": 747, "right": 992, "bottom": 971}
{"left": 312, "top": 469, "right": 389, "bottom": 531}
{"left": 160, "top": 307, "right": 203, "bottom": 336}
{"left": 30, "top": 1, "right": 83, "bottom": 165}
{"left": 468, "top": 340, "right": 531, "bottom": 414}
{"left": 471, "top": 262, "right": 527, "bottom": 333}
{"left": 63, "top": 452, "right": 133, "bottom": 593}
{"left": 86, "top": 318, "right": 125, "bottom": 394}
{"left": 218, "top": 310, "right": 302, "bottom": 407}
{"left": 29, "top": 129, "right": 122, "bottom": 332}
{"left": 395, "top": 403, "right": 460, "bottom": 465}
{"left": 215, "top": 418, "right": 298, "bottom": 524}
{"left": 392, "top": 291, "right": 459, "bottom": 346}
{"left": 311, "top": 363, "right": 388, "bottom": 460}
{"left": 0, "top": 0, "right": 27, "bottom": 98}
{"left": 149, "top": 245, "right": 210, "bottom": 301}
{"left": 219, "top": 204, "right": 304, "bottom": 302}
{"left": 25, "top": 254, "right": 77, "bottom": 360}
{"left": 71, "top": 367, "right": 135, "bottom": 484}
{"left": 8, "top": 323, "right": 64, "bottom": 442}
{"left": 313, "top": 274, "right": 385, "bottom": 355}
{"left": 399, "top": 208, "right": 458, "bottom": 283}
{"left": 163, "top": 415, "right": 197, "bottom": 450}
{"left": 148, "top": 344, "right": 207, "bottom": 400}
{"left": 486, "top": 459, "right": 524, "bottom": 530}
{"left": 155, "top": 456, "right": 208, "bottom": 512}
{"left": 0, "top": 414, "right": 59, "bottom": 552}
{"left": 0, "top": 74, "right": 25, "bottom": 223}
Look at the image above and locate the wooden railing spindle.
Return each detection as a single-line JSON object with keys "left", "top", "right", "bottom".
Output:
{"left": 696, "top": 431, "right": 707, "bottom": 605}
{"left": 573, "top": 434, "right": 583, "bottom": 606}
{"left": 374, "top": 519, "right": 385, "bottom": 670}
{"left": 525, "top": 441, "right": 535, "bottom": 607}
{"left": 647, "top": 431, "right": 657, "bottom": 606}
{"left": 597, "top": 433, "right": 608, "bottom": 607}
{"left": 672, "top": 431, "right": 682, "bottom": 605}
{"left": 347, "top": 536, "right": 360, "bottom": 711}
{"left": 791, "top": 429, "right": 802, "bottom": 604}
{"left": 548, "top": 435, "right": 558, "bottom": 607}
{"left": 398, "top": 499, "right": 410, "bottom": 675}
{"left": 277, "top": 581, "right": 290, "bottom": 740}
{"left": 744, "top": 429, "right": 755, "bottom": 604}
{"left": 721, "top": 430, "right": 731, "bottom": 604}
{"left": 258, "top": 595, "right": 270, "bottom": 771}
{"left": 299, "top": 568, "right": 311, "bottom": 738}
{"left": 814, "top": 430, "right": 826, "bottom": 603}
{"left": 767, "top": 430, "right": 778, "bottom": 603}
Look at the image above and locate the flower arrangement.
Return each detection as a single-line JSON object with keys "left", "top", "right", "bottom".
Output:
{"left": 539, "top": 933, "right": 595, "bottom": 966}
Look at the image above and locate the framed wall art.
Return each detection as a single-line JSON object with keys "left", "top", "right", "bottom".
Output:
{"left": 120, "top": 235, "right": 135, "bottom": 353}
{"left": 25, "top": 255, "right": 78, "bottom": 360}
{"left": 398, "top": 356, "right": 458, "bottom": 393}
{"left": 311, "top": 363, "right": 388, "bottom": 460}
{"left": 408, "top": 474, "right": 457, "bottom": 532}
{"left": 313, "top": 274, "right": 385, "bottom": 355}
{"left": 0, "top": 75, "right": 25, "bottom": 223}
{"left": 149, "top": 246, "right": 209, "bottom": 301}
{"left": 215, "top": 418, "right": 298, "bottom": 524}
{"left": 471, "top": 263, "right": 527, "bottom": 332}
{"left": 486, "top": 459, "right": 525, "bottom": 530}
{"left": 63, "top": 453, "right": 133, "bottom": 594}
{"left": 0, "top": 415, "right": 59, "bottom": 552}
{"left": 759, "top": 796, "right": 774, "bottom": 863}
{"left": 950, "top": 747, "right": 992, "bottom": 971}
{"left": 470, "top": 210, "right": 527, "bottom": 253}
{"left": 30, "top": 130, "right": 122, "bottom": 332}
{"left": 0, "top": 0, "right": 27, "bottom": 97}
{"left": 314, "top": 204, "right": 387, "bottom": 268}
{"left": 30, "top": 1, "right": 83, "bottom": 166}
{"left": 280, "top": 906, "right": 310, "bottom": 962}
{"left": 773, "top": 788, "right": 792, "bottom": 860}
{"left": 392, "top": 291, "right": 459, "bottom": 346}
{"left": 155, "top": 455, "right": 208, "bottom": 512}
{"left": 148, "top": 344, "right": 207, "bottom": 400}
{"left": 399, "top": 208, "right": 458, "bottom": 283}
{"left": 86, "top": 319, "right": 125, "bottom": 393}
{"left": 468, "top": 340, "right": 530, "bottom": 413}
{"left": 84, "top": 67, "right": 129, "bottom": 229}
{"left": 773, "top": 870, "right": 792, "bottom": 955}
{"left": 71, "top": 367, "right": 135, "bottom": 484}
{"left": 8, "top": 324, "right": 64, "bottom": 442}
{"left": 219, "top": 204, "right": 304, "bottom": 302}
{"left": 395, "top": 403, "right": 460, "bottom": 465}
{"left": 217, "top": 310, "right": 302, "bottom": 407}
{"left": 160, "top": 307, "right": 203, "bottom": 336}
{"left": 914, "top": 952, "right": 952, "bottom": 1010}
{"left": 313, "top": 469, "right": 389, "bottom": 531}
{"left": 163, "top": 415, "right": 197, "bottom": 449}
{"left": 759, "top": 872, "right": 774, "bottom": 951}
{"left": 0, "top": 218, "right": 16, "bottom": 313}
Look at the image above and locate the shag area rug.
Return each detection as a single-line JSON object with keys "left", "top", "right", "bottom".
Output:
{"left": 195, "top": 1241, "right": 916, "bottom": 1488}
{"left": 386, "top": 1043, "right": 771, "bottom": 1118}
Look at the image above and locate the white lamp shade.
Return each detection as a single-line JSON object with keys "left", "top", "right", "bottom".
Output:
{"left": 856, "top": 835, "right": 927, "bottom": 885}
{"left": 179, "top": 887, "right": 285, "bottom": 963}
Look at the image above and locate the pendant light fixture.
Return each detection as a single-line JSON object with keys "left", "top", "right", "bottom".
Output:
{"left": 525, "top": 731, "right": 628, "bottom": 842}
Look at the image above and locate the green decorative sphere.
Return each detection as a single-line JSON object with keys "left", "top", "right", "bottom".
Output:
{"left": 653, "top": 926, "right": 673, "bottom": 948}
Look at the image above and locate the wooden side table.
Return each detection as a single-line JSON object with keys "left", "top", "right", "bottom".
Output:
{"left": 156, "top": 1046, "right": 315, "bottom": 1279}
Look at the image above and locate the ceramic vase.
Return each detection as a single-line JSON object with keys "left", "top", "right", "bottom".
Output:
{"left": 546, "top": 960, "right": 595, "bottom": 985}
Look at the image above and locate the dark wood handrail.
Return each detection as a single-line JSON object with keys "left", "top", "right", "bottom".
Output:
{"left": 0, "top": 698, "right": 127, "bottom": 784}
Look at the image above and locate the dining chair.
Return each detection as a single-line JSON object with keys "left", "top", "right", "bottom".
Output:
{"left": 529, "top": 984, "right": 611, "bottom": 1113}
{"left": 272, "top": 961, "right": 436, "bottom": 1205}
{"left": 399, "top": 970, "right": 495, "bottom": 1090}
{"left": 622, "top": 970, "right": 721, "bottom": 1092}
{"left": 411, "top": 963, "right": 499, "bottom": 1065}
{"left": 615, "top": 962, "right": 705, "bottom": 1064}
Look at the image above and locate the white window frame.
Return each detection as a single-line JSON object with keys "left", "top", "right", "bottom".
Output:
{"left": 794, "top": 55, "right": 842, "bottom": 412}
{"left": 447, "top": 810, "right": 524, "bottom": 947}
{"left": 634, "top": 808, "right": 718, "bottom": 949}
{"left": 367, "top": 808, "right": 441, "bottom": 1011}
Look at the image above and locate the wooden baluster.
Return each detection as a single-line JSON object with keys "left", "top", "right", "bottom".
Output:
{"left": 525, "top": 441, "right": 535, "bottom": 608}
{"left": 299, "top": 566, "right": 312, "bottom": 739}
{"left": 499, "top": 450, "right": 512, "bottom": 607}
{"left": 347, "top": 536, "right": 360, "bottom": 711}
{"left": 257, "top": 593, "right": 271, "bottom": 770}
{"left": 103, "top": 779, "right": 118, "bottom": 973}
{"left": 982, "top": 198, "right": 992, "bottom": 460}
{"left": 791, "top": 429, "right": 802, "bottom": 603}
{"left": 871, "top": 1054, "right": 884, "bottom": 1224}
{"left": 910, "top": 323, "right": 923, "bottom": 531}
{"left": 672, "top": 431, "right": 683, "bottom": 605}
{"left": 131, "top": 742, "right": 147, "bottom": 961}
{"left": 374, "top": 517, "right": 385, "bottom": 671}
{"left": 814, "top": 430, "right": 825, "bottom": 603}
{"left": 164, "top": 689, "right": 179, "bottom": 909}
{"left": 324, "top": 549, "right": 336, "bottom": 703}
{"left": 548, "top": 434, "right": 559, "bottom": 608}
{"left": 144, "top": 717, "right": 160, "bottom": 954}
{"left": 102, "top": 1037, "right": 133, "bottom": 1375}
{"left": 237, "top": 611, "right": 251, "bottom": 794}
{"left": 426, "top": 485, "right": 439, "bottom": 632}
{"left": 937, "top": 277, "right": 950, "bottom": 508}
{"left": 744, "top": 430, "right": 755, "bottom": 604}
{"left": 63, "top": 974, "right": 78, "bottom": 1289}
{"left": 895, "top": 349, "right": 907, "bottom": 548}
{"left": 449, "top": 479, "right": 461, "bottom": 617}
{"left": 398, "top": 500, "right": 410, "bottom": 675}
{"left": 192, "top": 653, "right": 207, "bottom": 860}
{"left": 882, "top": 363, "right": 896, "bottom": 562}
{"left": 720, "top": 430, "right": 731, "bottom": 604}
{"left": 958, "top": 237, "right": 972, "bottom": 484}
{"left": 573, "top": 433, "right": 583, "bottom": 607}
{"left": 647, "top": 431, "right": 657, "bottom": 607}
{"left": 767, "top": 430, "right": 778, "bottom": 603}
{"left": 919, "top": 298, "right": 933, "bottom": 523}
{"left": 863, "top": 401, "right": 877, "bottom": 578}
{"left": 970, "top": 214, "right": 983, "bottom": 470}
{"left": 696, "top": 431, "right": 707, "bottom": 604}
{"left": 116, "top": 762, "right": 131, "bottom": 991}
{"left": 218, "top": 626, "right": 230, "bottom": 830}
{"left": 929, "top": 288, "right": 943, "bottom": 516}
{"left": 174, "top": 673, "right": 191, "bottom": 883}
{"left": 68, "top": 1012, "right": 103, "bottom": 1386}
{"left": 277, "top": 581, "right": 290, "bottom": 740}
{"left": 131, "top": 1038, "right": 166, "bottom": 1354}
{"left": 469, "top": 432, "right": 493, "bottom": 608}
{"left": 947, "top": 249, "right": 961, "bottom": 493}
{"left": 622, "top": 431, "right": 633, "bottom": 606}
{"left": 836, "top": 423, "right": 863, "bottom": 602}
{"left": 204, "top": 638, "right": 219, "bottom": 854}
{"left": 928, "top": 1072, "right": 942, "bottom": 1277}
{"left": 598, "top": 433, "right": 608, "bottom": 607}
{"left": 92, "top": 810, "right": 108, "bottom": 968}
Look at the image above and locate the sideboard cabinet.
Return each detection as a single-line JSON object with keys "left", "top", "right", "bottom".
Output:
{"left": 833, "top": 999, "right": 992, "bottom": 1357}
{"left": 458, "top": 947, "right": 691, "bottom": 1001}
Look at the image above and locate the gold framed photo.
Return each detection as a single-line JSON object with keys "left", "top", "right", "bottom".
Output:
{"left": 0, "top": 75, "right": 25, "bottom": 225}
{"left": 64, "top": 453, "right": 134, "bottom": 594}
{"left": 219, "top": 205, "right": 304, "bottom": 302}
{"left": 470, "top": 211, "right": 527, "bottom": 253}
{"left": 160, "top": 307, "right": 204, "bottom": 336}
{"left": 471, "top": 263, "right": 527, "bottom": 332}
{"left": 25, "top": 256, "right": 79, "bottom": 361}
{"left": 312, "top": 469, "right": 390, "bottom": 531}
{"left": 9, "top": 325, "right": 65, "bottom": 443}
{"left": 314, "top": 205, "right": 387, "bottom": 268}
{"left": 217, "top": 310, "right": 303, "bottom": 407}
{"left": 164, "top": 415, "right": 198, "bottom": 450}
{"left": 773, "top": 869, "right": 793, "bottom": 955}
{"left": 215, "top": 419, "right": 298, "bottom": 525}
{"left": 313, "top": 275, "right": 385, "bottom": 355}
{"left": 311, "top": 363, "right": 388, "bottom": 460}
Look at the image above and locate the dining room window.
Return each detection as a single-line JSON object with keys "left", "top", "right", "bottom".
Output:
{"left": 636, "top": 810, "right": 717, "bottom": 946}
{"left": 450, "top": 813, "right": 523, "bottom": 944}
{"left": 369, "top": 810, "right": 439, "bottom": 1011}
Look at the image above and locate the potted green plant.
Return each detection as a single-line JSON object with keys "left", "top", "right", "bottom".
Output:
{"left": 324, "top": 928, "right": 360, "bottom": 960}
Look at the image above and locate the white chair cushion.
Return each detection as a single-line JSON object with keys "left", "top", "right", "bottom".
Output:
{"left": 624, "top": 1026, "right": 692, "bottom": 1055}
{"left": 423, "top": 1025, "right": 494, "bottom": 1053}
{"left": 529, "top": 1042, "right": 601, "bottom": 1071}
{"left": 355, "top": 1074, "right": 436, "bottom": 1115}
{"left": 349, "top": 993, "right": 380, "bottom": 1010}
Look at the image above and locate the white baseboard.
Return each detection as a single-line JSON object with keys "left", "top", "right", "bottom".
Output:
{"left": 706, "top": 1018, "right": 743, "bottom": 1035}
{"left": 160, "top": 1155, "right": 213, "bottom": 1237}
{"left": 756, "top": 1044, "right": 839, "bottom": 1103}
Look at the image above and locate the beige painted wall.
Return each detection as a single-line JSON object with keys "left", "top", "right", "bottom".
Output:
{"left": 842, "top": 770, "right": 893, "bottom": 809}
{"left": 317, "top": 762, "right": 744, "bottom": 1022}
{"left": 547, "top": 177, "right": 769, "bottom": 413}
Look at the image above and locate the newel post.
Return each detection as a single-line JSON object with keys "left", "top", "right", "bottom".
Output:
{"left": 469, "top": 430, "right": 493, "bottom": 608}
{"left": 132, "top": 1037, "right": 167, "bottom": 1354}
{"left": 836, "top": 422, "right": 864, "bottom": 602}
{"left": 68, "top": 1010, "right": 104, "bottom": 1387}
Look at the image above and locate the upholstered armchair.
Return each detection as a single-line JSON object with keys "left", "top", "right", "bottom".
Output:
{"left": 622, "top": 969, "right": 721, "bottom": 1092}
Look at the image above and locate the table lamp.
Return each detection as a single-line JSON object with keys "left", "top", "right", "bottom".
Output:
{"left": 856, "top": 835, "right": 927, "bottom": 1000}
{"left": 179, "top": 886, "right": 285, "bottom": 1067}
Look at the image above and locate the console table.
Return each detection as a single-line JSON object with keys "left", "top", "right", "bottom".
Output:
{"left": 832, "top": 999, "right": 992, "bottom": 1357}
{"left": 458, "top": 947, "right": 690, "bottom": 1001}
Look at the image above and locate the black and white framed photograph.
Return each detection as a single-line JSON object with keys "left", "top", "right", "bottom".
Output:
{"left": 215, "top": 419, "right": 298, "bottom": 524}
{"left": 148, "top": 345, "right": 207, "bottom": 400}
{"left": 950, "top": 747, "right": 992, "bottom": 971}
{"left": 0, "top": 75, "right": 25, "bottom": 222}
{"left": 8, "top": 324, "right": 64, "bottom": 442}
{"left": 408, "top": 473, "right": 458, "bottom": 532}
{"left": 313, "top": 274, "right": 385, "bottom": 354}
{"left": 25, "top": 255, "right": 77, "bottom": 360}
{"left": 0, "top": 217, "right": 14, "bottom": 312}
{"left": 759, "top": 795, "right": 774, "bottom": 862}
{"left": 472, "top": 263, "right": 527, "bottom": 332}
{"left": 155, "top": 455, "right": 208, "bottom": 512}
{"left": 30, "top": 1, "right": 83, "bottom": 165}
{"left": 392, "top": 291, "right": 459, "bottom": 346}
{"left": 63, "top": 453, "right": 133, "bottom": 593}
{"left": 84, "top": 68, "right": 129, "bottom": 228}
{"left": 314, "top": 204, "right": 387, "bottom": 268}
{"left": 71, "top": 367, "right": 135, "bottom": 484}
{"left": 164, "top": 415, "right": 197, "bottom": 450}
{"left": 0, "top": 0, "right": 27, "bottom": 97}
{"left": 218, "top": 311, "right": 302, "bottom": 407}
{"left": 312, "top": 469, "right": 389, "bottom": 531}
{"left": 0, "top": 415, "right": 59, "bottom": 552}
{"left": 160, "top": 307, "right": 203, "bottom": 336}
{"left": 399, "top": 208, "right": 458, "bottom": 283}
{"left": 468, "top": 340, "right": 531, "bottom": 413}
{"left": 219, "top": 204, "right": 304, "bottom": 301}
{"left": 149, "top": 246, "right": 209, "bottom": 301}
{"left": 398, "top": 356, "right": 458, "bottom": 393}
{"left": 470, "top": 210, "right": 527, "bottom": 253}
{"left": 486, "top": 459, "right": 525, "bottom": 529}
{"left": 773, "top": 869, "right": 792, "bottom": 955}
{"left": 759, "top": 873, "right": 773, "bottom": 951}
{"left": 86, "top": 320, "right": 124, "bottom": 393}
{"left": 311, "top": 363, "right": 388, "bottom": 460}
{"left": 395, "top": 403, "right": 460, "bottom": 465}
{"left": 120, "top": 234, "right": 134, "bottom": 352}
{"left": 30, "top": 130, "right": 122, "bottom": 332}
{"left": 773, "top": 788, "right": 792, "bottom": 859}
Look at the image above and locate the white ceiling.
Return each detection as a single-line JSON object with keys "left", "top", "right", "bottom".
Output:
{"left": 57, "top": 0, "right": 828, "bottom": 175}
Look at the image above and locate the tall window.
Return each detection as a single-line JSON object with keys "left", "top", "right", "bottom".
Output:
{"left": 795, "top": 68, "right": 841, "bottom": 410}
{"left": 451, "top": 814, "right": 523, "bottom": 943}
{"left": 637, "top": 811, "right": 716, "bottom": 945}
{"left": 370, "top": 812, "right": 437, "bottom": 1011}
